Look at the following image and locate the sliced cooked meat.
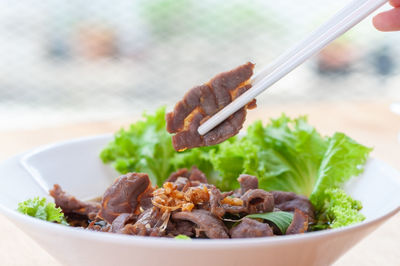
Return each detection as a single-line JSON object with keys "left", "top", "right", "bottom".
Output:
{"left": 174, "top": 177, "right": 190, "bottom": 191}
{"left": 166, "top": 62, "right": 256, "bottom": 151}
{"left": 166, "top": 166, "right": 208, "bottom": 184}
{"left": 121, "top": 208, "right": 165, "bottom": 237}
{"left": 208, "top": 186, "right": 248, "bottom": 217}
{"left": 49, "top": 168, "right": 318, "bottom": 238}
{"left": 122, "top": 223, "right": 164, "bottom": 237}
{"left": 230, "top": 218, "right": 274, "bottom": 238}
{"left": 286, "top": 209, "right": 309, "bottom": 235}
{"left": 241, "top": 189, "right": 274, "bottom": 214}
{"left": 166, "top": 220, "right": 196, "bottom": 237}
{"left": 135, "top": 208, "right": 163, "bottom": 227}
{"left": 138, "top": 186, "right": 154, "bottom": 210}
{"left": 172, "top": 209, "right": 229, "bottom": 239}
{"left": 98, "top": 173, "right": 153, "bottom": 223}
{"left": 49, "top": 184, "right": 100, "bottom": 220}
{"left": 111, "top": 213, "right": 136, "bottom": 233}
{"left": 237, "top": 174, "right": 258, "bottom": 194}
{"left": 189, "top": 166, "right": 208, "bottom": 183}
{"left": 166, "top": 168, "right": 189, "bottom": 183}
{"left": 271, "top": 191, "right": 315, "bottom": 221}
{"left": 209, "top": 187, "right": 226, "bottom": 218}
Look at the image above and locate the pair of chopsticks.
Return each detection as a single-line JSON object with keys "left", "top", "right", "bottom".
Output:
{"left": 198, "top": 0, "right": 388, "bottom": 136}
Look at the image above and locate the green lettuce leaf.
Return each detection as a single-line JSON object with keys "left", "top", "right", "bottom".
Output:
{"left": 100, "top": 106, "right": 219, "bottom": 186}
{"left": 309, "top": 132, "right": 372, "bottom": 210}
{"left": 208, "top": 114, "right": 370, "bottom": 228}
{"left": 208, "top": 115, "right": 330, "bottom": 195}
{"left": 313, "top": 188, "right": 365, "bottom": 228}
{"left": 210, "top": 138, "right": 259, "bottom": 191}
{"left": 244, "top": 115, "right": 328, "bottom": 196}
{"left": 17, "top": 197, "right": 68, "bottom": 225}
{"left": 100, "top": 107, "right": 175, "bottom": 186}
{"left": 101, "top": 109, "right": 370, "bottom": 229}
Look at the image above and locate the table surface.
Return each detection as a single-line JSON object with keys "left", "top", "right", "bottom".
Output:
{"left": 0, "top": 100, "right": 399, "bottom": 265}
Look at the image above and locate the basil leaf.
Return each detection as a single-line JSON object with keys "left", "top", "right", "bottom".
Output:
{"left": 246, "top": 211, "right": 293, "bottom": 234}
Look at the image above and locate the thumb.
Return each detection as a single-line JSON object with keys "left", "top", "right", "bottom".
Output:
{"left": 373, "top": 8, "right": 400, "bottom": 31}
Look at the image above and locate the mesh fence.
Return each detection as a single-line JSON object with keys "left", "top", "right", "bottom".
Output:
{"left": 0, "top": 0, "right": 399, "bottom": 129}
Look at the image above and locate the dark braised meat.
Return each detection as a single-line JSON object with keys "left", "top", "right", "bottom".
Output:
{"left": 166, "top": 62, "right": 256, "bottom": 151}
{"left": 208, "top": 186, "right": 274, "bottom": 218}
{"left": 230, "top": 217, "right": 274, "bottom": 238}
{"left": 172, "top": 209, "right": 229, "bottom": 239}
{"left": 166, "top": 166, "right": 208, "bottom": 184}
{"left": 237, "top": 174, "right": 259, "bottom": 195}
{"left": 111, "top": 213, "right": 137, "bottom": 233}
{"left": 241, "top": 189, "right": 274, "bottom": 214}
{"left": 98, "top": 173, "right": 153, "bottom": 223}
{"left": 49, "top": 171, "right": 316, "bottom": 239}
{"left": 122, "top": 208, "right": 166, "bottom": 237}
{"left": 49, "top": 184, "right": 100, "bottom": 220}
{"left": 209, "top": 186, "right": 227, "bottom": 218}
{"left": 286, "top": 209, "right": 309, "bottom": 235}
{"left": 166, "top": 220, "right": 196, "bottom": 237}
{"left": 271, "top": 191, "right": 315, "bottom": 221}
{"left": 123, "top": 223, "right": 165, "bottom": 237}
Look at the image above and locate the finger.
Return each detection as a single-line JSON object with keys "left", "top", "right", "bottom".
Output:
{"left": 390, "top": 0, "right": 400, "bottom": 8}
{"left": 373, "top": 8, "right": 400, "bottom": 31}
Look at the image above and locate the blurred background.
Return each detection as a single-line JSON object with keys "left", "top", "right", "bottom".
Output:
{"left": 0, "top": 0, "right": 399, "bottom": 130}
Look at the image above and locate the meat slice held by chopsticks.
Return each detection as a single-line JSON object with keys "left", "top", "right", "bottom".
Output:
{"left": 166, "top": 62, "right": 256, "bottom": 151}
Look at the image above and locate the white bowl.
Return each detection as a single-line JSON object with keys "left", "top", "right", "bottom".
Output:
{"left": 0, "top": 135, "right": 399, "bottom": 266}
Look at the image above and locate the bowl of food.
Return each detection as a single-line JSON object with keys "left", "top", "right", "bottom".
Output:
{"left": 0, "top": 133, "right": 399, "bottom": 266}
{"left": 0, "top": 63, "right": 399, "bottom": 266}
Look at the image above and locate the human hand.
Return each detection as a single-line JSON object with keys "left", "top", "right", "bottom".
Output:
{"left": 373, "top": 0, "right": 400, "bottom": 31}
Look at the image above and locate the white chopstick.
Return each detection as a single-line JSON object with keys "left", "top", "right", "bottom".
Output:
{"left": 198, "top": 0, "right": 388, "bottom": 136}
